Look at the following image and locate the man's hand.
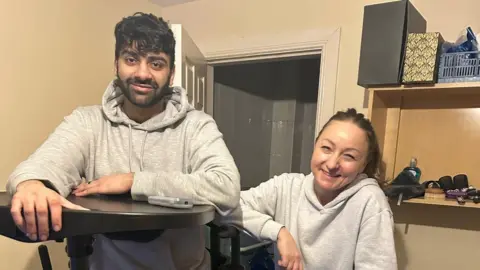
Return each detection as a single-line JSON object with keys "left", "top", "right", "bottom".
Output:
{"left": 73, "top": 173, "right": 134, "bottom": 196}
{"left": 10, "top": 180, "right": 88, "bottom": 242}
{"left": 277, "top": 227, "right": 304, "bottom": 270}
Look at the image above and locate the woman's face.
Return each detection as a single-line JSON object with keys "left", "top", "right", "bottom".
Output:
{"left": 311, "top": 120, "right": 369, "bottom": 193}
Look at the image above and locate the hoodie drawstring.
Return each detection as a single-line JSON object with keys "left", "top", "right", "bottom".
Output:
{"left": 140, "top": 131, "right": 148, "bottom": 171}
{"left": 128, "top": 124, "right": 148, "bottom": 172}
{"left": 128, "top": 124, "right": 133, "bottom": 172}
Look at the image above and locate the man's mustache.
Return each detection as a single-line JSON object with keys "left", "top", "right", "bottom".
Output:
{"left": 126, "top": 77, "right": 159, "bottom": 89}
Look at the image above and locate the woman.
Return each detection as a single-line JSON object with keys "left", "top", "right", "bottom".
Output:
{"left": 221, "top": 108, "right": 397, "bottom": 270}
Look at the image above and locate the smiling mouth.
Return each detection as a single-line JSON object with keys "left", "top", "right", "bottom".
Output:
{"left": 131, "top": 83, "right": 154, "bottom": 93}
{"left": 322, "top": 170, "right": 341, "bottom": 178}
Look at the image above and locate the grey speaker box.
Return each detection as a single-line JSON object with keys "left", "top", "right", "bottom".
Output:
{"left": 357, "top": 0, "right": 427, "bottom": 88}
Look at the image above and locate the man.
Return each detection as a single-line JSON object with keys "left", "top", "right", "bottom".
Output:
{"left": 7, "top": 12, "right": 240, "bottom": 270}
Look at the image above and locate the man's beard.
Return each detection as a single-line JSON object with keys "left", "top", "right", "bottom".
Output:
{"left": 114, "top": 74, "right": 172, "bottom": 108}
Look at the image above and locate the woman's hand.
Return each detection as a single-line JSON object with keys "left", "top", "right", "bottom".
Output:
{"left": 277, "top": 227, "right": 304, "bottom": 270}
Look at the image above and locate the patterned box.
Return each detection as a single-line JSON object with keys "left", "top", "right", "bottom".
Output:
{"left": 402, "top": 32, "right": 445, "bottom": 84}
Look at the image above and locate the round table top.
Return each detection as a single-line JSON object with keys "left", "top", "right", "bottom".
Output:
{"left": 0, "top": 192, "right": 215, "bottom": 242}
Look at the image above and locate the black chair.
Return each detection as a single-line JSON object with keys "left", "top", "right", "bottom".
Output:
{"left": 209, "top": 224, "right": 274, "bottom": 270}
{"left": 207, "top": 223, "right": 244, "bottom": 270}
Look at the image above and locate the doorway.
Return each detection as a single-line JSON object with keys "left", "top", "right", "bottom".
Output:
{"left": 168, "top": 24, "right": 340, "bottom": 268}
{"left": 213, "top": 55, "right": 321, "bottom": 190}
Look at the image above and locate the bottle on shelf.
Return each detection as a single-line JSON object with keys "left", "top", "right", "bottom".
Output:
{"left": 402, "top": 157, "right": 421, "bottom": 182}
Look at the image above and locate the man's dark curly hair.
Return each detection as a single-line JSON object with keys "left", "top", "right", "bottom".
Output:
{"left": 114, "top": 12, "right": 175, "bottom": 69}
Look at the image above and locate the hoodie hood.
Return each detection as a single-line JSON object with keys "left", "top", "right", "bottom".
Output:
{"left": 102, "top": 80, "right": 194, "bottom": 131}
{"left": 101, "top": 80, "right": 195, "bottom": 172}
{"left": 305, "top": 173, "right": 380, "bottom": 209}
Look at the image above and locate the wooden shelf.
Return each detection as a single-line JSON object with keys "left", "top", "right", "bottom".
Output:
{"left": 367, "top": 81, "right": 480, "bottom": 207}
{"left": 402, "top": 197, "right": 480, "bottom": 209}
{"left": 369, "top": 81, "right": 480, "bottom": 92}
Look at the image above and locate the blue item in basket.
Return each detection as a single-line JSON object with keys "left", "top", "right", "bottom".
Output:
{"left": 446, "top": 27, "right": 478, "bottom": 55}
{"left": 438, "top": 27, "right": 480, "bottom": 83}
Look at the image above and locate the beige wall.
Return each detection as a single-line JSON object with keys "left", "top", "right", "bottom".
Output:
{"left": 163, "top": 0, "right": 480, "bottom": 269}
{"left": 0, "top": 0, "right": 163, "bottom": 269}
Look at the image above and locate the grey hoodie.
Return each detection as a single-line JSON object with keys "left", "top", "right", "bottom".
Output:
{"left": 7, "top": 81, "right": 241, "bottom": 270}
{"left": 220, "top": 173, "right": 397, "bottom": 270}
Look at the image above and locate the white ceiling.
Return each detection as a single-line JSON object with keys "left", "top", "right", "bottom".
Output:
{"left": 149, "top": 0, "right": 200, "bottom": 7}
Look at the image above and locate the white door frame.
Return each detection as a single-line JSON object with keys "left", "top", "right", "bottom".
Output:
{"left": 203, "top": 27, "right": 341, "bottom": 135}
